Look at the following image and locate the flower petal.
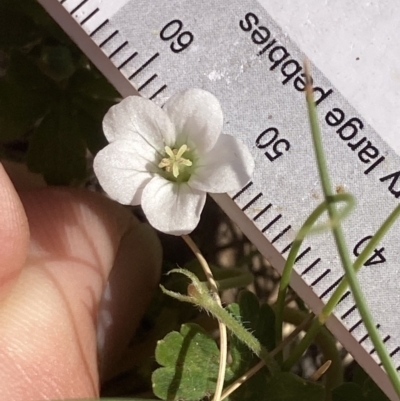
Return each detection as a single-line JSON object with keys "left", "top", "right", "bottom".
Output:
{"left": 163, "top": 88, "right": 223, "bottom": 153}
{"left": 189, "top": 134, "right": 255, "bottom": 193}
{"left": 94, "top": 139, "right": 157, "bottom": 205}
{"left": 141, "top": 176, "right": 206, "bottom": 235}
{"left": 103, "top": 96, "right": 176, "bottom": 150}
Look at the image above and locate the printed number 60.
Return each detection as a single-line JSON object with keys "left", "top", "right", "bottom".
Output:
{"left": 160, "top": 19, "right": 194, "bottom": 53}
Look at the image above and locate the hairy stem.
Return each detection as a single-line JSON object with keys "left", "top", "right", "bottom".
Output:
{"left": 161, "top": 269, "right": 280, "bottom": 374}
{"left": 181, "top": 235, "right": 227, "bottom": 401}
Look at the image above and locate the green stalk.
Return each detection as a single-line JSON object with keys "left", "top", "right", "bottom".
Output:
{"left": 281, "top": 308, "right": 343, "bottom": 397}
{"left": 282, "top": 318, "right": 322, "bottom": 371}
{"left": 321, "top": 204, "right": 400, "bottom": 320}
{"left": 275, "top": 193, "right": 353, "bottom": 362}
{"left": 283, "top": 202, "right": 400, "bottom": 371}
{"left": 301, "top": 63, "right": 400, "bottom": 398}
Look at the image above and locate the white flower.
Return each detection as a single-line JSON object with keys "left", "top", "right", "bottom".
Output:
{"left": 93, "top": 88, "right": 254, "bottom": 235}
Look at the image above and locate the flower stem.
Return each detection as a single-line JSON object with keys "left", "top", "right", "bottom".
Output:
{"left": 214, "top": 269, "right": 254, "bottom": 291}
{"left": 182, "top": 235, "right": 227, "bottom": 401}
{"left": 303, "top": 61, "right": 400, "bottom": 398}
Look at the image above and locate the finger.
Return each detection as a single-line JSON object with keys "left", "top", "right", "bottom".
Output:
{"left": 0, "top": 188, "right": 162, "bottom": 400}
{"left": 0, "top": 163, "right": 29, "bottom": 301}
{"left": 97, "top": 223, "right": 162, "bottom": 382}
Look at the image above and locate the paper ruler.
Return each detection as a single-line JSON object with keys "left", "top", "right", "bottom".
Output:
{"left": 36, "top": 0, "right": 400, "bottom": 399}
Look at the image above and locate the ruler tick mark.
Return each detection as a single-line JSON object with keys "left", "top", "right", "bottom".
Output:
{"left": 390, "top": 347, "right": 400, "bottom": 357}
{"left": 138, "top": 74, "right": 158, "bottom": 91}
{"left": 359, "top": 332, "right": 369, "bottom": 345}
{"left": 232, "top": 181, "right": 253, "bottom": 200}
{"left": 374, "top": 335, "right": 391, "bottom": 358}
{"left": 262, "top": 214, "right": 282, "bottom": 233}
{"left": 109, "top": 41, "right": 128, "bottom": 59}
{"left": 118, "top": 52, "right": 138, "bottom": 70}
{"left": 311, "top": 269, "right": 331, "bottom": 287}
{"left": 129, "top": 53, "right": 159, "bottom": 80}
{"left": 70, "top": 0, "right": 88, "bottom": 14}
{"left": 349, "top": 319, "right": 363, "bottom": 333}
{"left": 338, "top": 290, "right": 351, "bottom": 304}
{"left": 242, "top": 192, "right": 263, "bottom": 212}
{"left": 271, "top": 225, "right": 291, "bottom": 244}
{"left": 359, "top": 325, "right": 380, "bottom": 346}
{"left": 253, "top": 203, "right": 272, "bottom": 221}
{"left": 320, "top": 275, "right": 344, "bottom": 299}
{"left": 301, "top": 258, "right": 321, "bottom": 275}
{"left": 149, "top": 85, "right": 167, "bottom": 100}
{"left": 281, "top": 242, "right": 293, "bottom": 255}
{"left": 80, "top": 8, "right": 99, "bottom": 25}
{"left": 341, "top": 304, "right": 357, "bottom": 319}
{"left": 99, "top": 30, "right": 119, "bottom": 48}
{"left": 90, "top": 19, "right": 109, "bottom": 37}
{"left": 295, "top": 246, "right": 311, "bottom": 263}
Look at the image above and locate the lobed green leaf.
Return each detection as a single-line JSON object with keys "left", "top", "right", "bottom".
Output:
{"left": 152, "top": 323, "right": 229, "bottom": 401}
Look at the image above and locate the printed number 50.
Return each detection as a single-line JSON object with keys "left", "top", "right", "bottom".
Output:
{"left": 256, "top": 127, "right": 291, "bottom": 161}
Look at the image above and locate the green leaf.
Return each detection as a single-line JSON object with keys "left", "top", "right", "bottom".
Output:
{"left": 58, "top": 399, "right": 161, "bottom": 401}
{"left": 0, "top": 9, "right": 39, "bottom": 49}
{"left": 237, "top": 290, "right": 260, "bottom": 331}
{"left": 7, "top": 51, "right": 56, "bottom": 92}
{"left": 352, "top": 365, "right": 388, "bottom": 400}
{"left": 332, "top": 382, "right": 364, "bottom": 401}
{"left": 352, "top": 364, "right": 369, "bottom": 387}
{"left": 332, "top": 379, "right": 389, "bottom": 401}
{"left": 0, "top": 80, "right": 49, "bottom": 141}
{"left": 230, "top": 290, "right": 276, "bottom": 352}
{"left": 152, "top": 323, "right": 230, "bottom": 401}
{"left": 363, "top": 377, "right": 390, "bottom": 401}
{"left": 227, "top": 290, "right": 276, "bottom": 401}
{"left": 266, "top": 372, "right": 325, "bottom": 401}
{"left": 0, "top": 0, "right": 79, "bottom": 47}
{"left": 75, "top": 110, "right": 107, "bottom": 155}
{"left": 39, "top": 45, "right": 76, "bottom": 81}
{"left": 27, "top": 104, "right": 87, "bottom": 185}
{"left": 68, "top": 68, "right": 120, "bottom": 101}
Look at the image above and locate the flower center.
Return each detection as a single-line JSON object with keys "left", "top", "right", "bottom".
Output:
{"left": 158, "top": 144, "right": 193, "bottom": 180}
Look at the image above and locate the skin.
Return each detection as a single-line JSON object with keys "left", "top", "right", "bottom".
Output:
{"left": 0, "top": 163, "right": 162, "bottom": 400}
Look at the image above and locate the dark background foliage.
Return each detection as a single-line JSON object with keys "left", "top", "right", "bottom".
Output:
{"left": 0, "top": 0, "right": 119, "bottom": 185}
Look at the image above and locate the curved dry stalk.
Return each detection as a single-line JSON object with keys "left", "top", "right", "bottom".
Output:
{"left": 182, "top": 234, "right": 227, "bottom": 401}
{"left": 309, "top": 360, "right": 332, "bottom": 382}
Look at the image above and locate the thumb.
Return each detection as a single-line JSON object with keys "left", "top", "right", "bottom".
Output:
{"left": 0, "top": 188, "right": 162, "bottom": 400}
{"left": 0, "top": 164, "right": 29, "bottom": 301}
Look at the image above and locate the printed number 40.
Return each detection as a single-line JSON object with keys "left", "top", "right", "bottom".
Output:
{"left": 353, "top": 235, "right": 386, "bottom": 266}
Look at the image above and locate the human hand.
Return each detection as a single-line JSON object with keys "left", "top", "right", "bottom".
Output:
{"left": 0, "top": 163, "right": 162, "bottom": 400}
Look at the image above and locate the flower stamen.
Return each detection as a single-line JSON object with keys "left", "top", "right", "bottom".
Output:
{"left": 158, "top": 144, "right": 193, "bottom": 178}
